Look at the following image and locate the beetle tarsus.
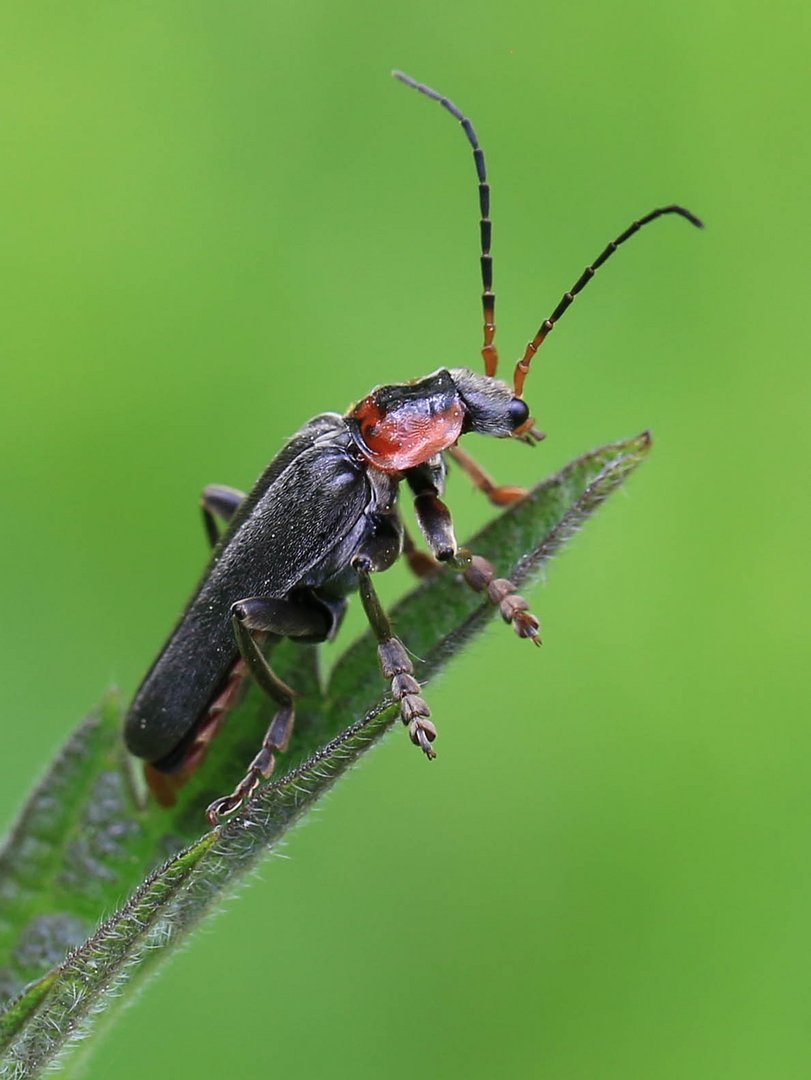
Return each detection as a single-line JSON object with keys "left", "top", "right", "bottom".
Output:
{"left": 455, "top": 550, "right": 541, "bottom": 644}
{"left": 408, "top": 717, "right": 438, "bottom": 758}
{"left": 205, "top": 705, "right": 294, "bottom": 823}
{"left": 379, "top": 636, "right": 434, "bottom": 746}
{"left": 206, "top": 770, "right": 261, "bottom": 824}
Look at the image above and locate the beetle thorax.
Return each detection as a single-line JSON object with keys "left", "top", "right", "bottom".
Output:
{"left": 347, "top": 370, "right": 465, "bottom": 473}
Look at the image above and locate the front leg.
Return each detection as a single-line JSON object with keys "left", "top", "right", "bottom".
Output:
{"left": 447, "top": 444, "right": 528, "bottom": 507}
{"left": 411, "top": 482, "right": 541, "bottom": 645}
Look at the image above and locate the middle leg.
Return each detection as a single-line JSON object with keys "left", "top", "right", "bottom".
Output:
{"left": 353, "top": 558, "right": 437, "bottom": 758}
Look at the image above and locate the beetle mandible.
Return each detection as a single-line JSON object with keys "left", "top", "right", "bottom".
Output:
{"left": 124, "top": 71, "right": 702, "bottom": 822}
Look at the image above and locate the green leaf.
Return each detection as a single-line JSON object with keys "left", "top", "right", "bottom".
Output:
{"left": 0, "top": 432, "right": 650, "bottom": 1078}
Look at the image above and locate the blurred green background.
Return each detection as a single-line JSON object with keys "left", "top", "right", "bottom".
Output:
{"left": 1, "top": 0, "right": 808, "bottom": 1076}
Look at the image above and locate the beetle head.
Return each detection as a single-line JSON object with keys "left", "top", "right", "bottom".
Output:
{"left": 448, "top": 368, "right": 540, "bottom": 442}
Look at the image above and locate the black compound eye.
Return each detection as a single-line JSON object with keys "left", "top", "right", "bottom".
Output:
{"left": 508, "top": 397, "right": 530, "bottom": 428}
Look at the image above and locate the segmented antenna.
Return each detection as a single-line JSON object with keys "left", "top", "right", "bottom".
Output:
{"left": 393, "top": 70, "right": 498, "bottom": 378}
{"left": 513, "top": 204, "right": 703, "bottom": 397}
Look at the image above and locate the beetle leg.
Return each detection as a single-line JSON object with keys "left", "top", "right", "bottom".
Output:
{"left": 411, "top": 485, "right": 458, "bottom": 563}
{"left": 353, "top": 560, "right": 437, "bottom": 759}
{"left": 452, "top": 549, "right": 541, "bottom": 645}
{"left": 205, "top": 595, "right": 333, "bottom": 823}
{"left": 447, "top": 444, "right": 527, "bottom": 507}
{"left": 412, "top": 491, "right": 541, "bottom": 645}
{"left": 200, "top": 484, "right": 247, "bottom": 548}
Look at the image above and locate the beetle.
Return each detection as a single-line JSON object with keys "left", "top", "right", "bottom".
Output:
{"left": 124, "top": 71, "right": 702, "bottom": 822}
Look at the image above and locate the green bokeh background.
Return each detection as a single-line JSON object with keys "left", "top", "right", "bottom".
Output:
{"left": 1, "top": 1, "right": 808, "bottom": 1077}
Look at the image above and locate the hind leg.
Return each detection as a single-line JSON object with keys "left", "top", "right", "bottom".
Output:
{"left": 200, "top": 484, "right": 247, "bottom": 547}
{"left": 205, "top": 594, "right": 333, "bottom": 823}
